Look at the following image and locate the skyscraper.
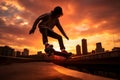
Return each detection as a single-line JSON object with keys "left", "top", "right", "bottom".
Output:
{"left": 95, "top": 42, "right": 104, "bottom": 53}
{"left": 22, "top": 48, "right": 29, "bottom": 56}
{"left": 76, "top": 44, "right": 81, "bottom": 55}
{"left": 82, "top": 38, "right": 88, "bottom": 55}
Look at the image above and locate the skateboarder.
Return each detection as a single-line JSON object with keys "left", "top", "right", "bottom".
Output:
{"left": 29, "top": 6, "right": 69, "bottom": 54}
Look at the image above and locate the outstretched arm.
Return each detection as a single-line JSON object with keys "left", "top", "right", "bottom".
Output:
{"left": 29, "top": 18, "right": 39, "bottom": 34}
{"left": 29, "top": 14, "right": 47, "bottom": 34}
{"left": 56, "top": 19, "right": 69, "bottom": 40}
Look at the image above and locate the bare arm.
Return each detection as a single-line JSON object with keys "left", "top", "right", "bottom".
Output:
{"left": 56, "top": 19, "right": 69, "bottom": 40}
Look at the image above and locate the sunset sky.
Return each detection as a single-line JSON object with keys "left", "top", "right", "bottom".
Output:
{"left": 0, "top": 0, "right": 120, "bottom": 54}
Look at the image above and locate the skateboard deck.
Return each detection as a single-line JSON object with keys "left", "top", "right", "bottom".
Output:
{"left": 53, "top": 51, "right": 72, "bottom": 59}
{"left": 44, "top": 46, "right": 72, "bottom": 59}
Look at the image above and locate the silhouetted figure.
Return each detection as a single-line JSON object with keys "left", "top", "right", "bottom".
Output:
{"left": 29, "top": 6, "right": 69, "bottom": 53}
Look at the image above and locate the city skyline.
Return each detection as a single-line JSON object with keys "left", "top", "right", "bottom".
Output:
{"left": 1, "top": 40, "right": 119, "bottom": 55}
{"left": 0, "top": 0, "right": 120, "bottom": 54}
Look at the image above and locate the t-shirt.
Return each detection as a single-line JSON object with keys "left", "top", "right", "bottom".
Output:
{"left": 38, "top": 13, "right": 60, "bottom": 30}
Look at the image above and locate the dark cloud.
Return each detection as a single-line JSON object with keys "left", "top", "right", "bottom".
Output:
{"left": 0, "top": 1, "right": 20, "bottom": 18}
{"left": 0, "top": 18, "right": 27, "bottom": 35}
{"left": 17, "top": 0, "right": 53, "bottom": 14}
{"left": 69, "top": 0, "right": 120, "bottom": 22}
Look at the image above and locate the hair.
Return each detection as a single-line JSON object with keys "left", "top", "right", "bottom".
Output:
{"left": 52, "top": 6, "right": 63, "bottom": 16}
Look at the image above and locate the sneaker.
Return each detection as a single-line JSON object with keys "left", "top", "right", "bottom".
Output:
{"left": 45, "top": 44, "right": 54, "bottom": 56}
{"left": 45, "top": 44, "right": 53, "bottom": 49}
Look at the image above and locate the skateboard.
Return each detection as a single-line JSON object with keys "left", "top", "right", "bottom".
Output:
{"left": 44, "top": 45, "right": 72, "bottom": 59}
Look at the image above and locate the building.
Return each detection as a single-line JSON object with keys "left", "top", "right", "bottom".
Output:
{"left": 16, "top": 51, "right": 21, "bottom": 57}
{"left": 82, "top": 38, "right": 88, "bottom": 55}
{"left": 37, "top": 51, "right": 42, "bottom": 55}
{"left": 0, "top": 46, "right": 3, "bottom": 55}
{"left": 76, "top": 44, "right": 81, "bottom": 55}
{"left": 0, "top": 46, "right": 15, "bottom": 56}
{"left": 22, "top": 48, "right": 29, "bottom": 56}
{"left": 91, "top": 50, "right": 96, "bottom": 54}
{"left": 95, "top": 42, "right": 104, "bottom": 53}
{"left": 112, "top": 47, "right": 120, "bottom": 51}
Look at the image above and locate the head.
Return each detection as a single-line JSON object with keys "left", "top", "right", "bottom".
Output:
{"left": 52, "top": 6, "right": 63, "bottom": 18}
